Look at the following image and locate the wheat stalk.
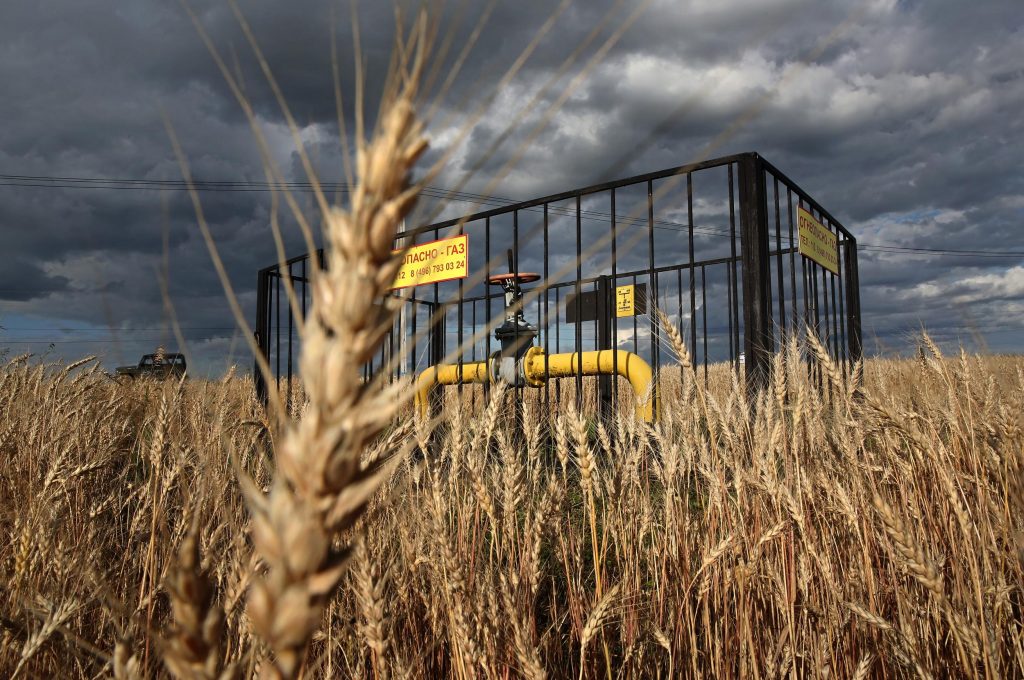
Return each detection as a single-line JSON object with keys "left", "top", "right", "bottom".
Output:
{"left": 162, "top": 525, "right": 232, "bottom": 680}
{"left": 244, "top": 18, "right": 430, "bottom": 679}
{"left": 578, "top": 583, "right": 620, "bottom": 680}
{"left": 351, "top": 540, "right": 391, "bottom": 680}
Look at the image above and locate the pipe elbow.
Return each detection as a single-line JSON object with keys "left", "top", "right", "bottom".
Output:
{"left": 414, "top": 366, "right": 439, "bottom": 418}
{"left": 601, "top": 350, "right": 656, "bottom": 423}
{"left": 413, "top": 361, "right": 489, "bottom": 417}
{"left": 524, "top": 349, "right": 657, "bottom": 423}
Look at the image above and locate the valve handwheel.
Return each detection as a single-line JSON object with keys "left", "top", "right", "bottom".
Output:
{"left": 487, "top": 272, "right": 541, "bottom": 286}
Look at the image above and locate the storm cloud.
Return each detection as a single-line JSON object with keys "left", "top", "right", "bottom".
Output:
{"left": 1, "top": 0, "right": 1021, "bottom": 373}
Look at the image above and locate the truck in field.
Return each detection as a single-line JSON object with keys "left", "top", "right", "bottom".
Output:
{"left": 114, "top": 353, "right": 187, "bottom": 381}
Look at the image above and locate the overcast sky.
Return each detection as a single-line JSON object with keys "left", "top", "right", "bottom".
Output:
{"left": 1, "top": 0, "right": 1022, "bottom": 376}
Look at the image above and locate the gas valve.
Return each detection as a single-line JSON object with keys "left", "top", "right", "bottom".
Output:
{"left": 486, "top": 269, "right": 540, "bottom": 387}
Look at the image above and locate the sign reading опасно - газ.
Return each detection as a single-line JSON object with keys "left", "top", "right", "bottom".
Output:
{"left": 797, "top": 206, "right": 839, "bottom": 274}
{"left": 392, "top": 234, "right": 468, "bottom": 289}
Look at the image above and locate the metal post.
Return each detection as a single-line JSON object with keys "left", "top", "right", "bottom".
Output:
{"left": 738, "top": 153, "right": 773, "bottom": 398}
{"left": 254, "top": 267, "right": 270, "bottom": 406}
{"left": 844, "top": 240, "right": 863, "bottom": 363}
{"left": 596, "top": 274, "right": 613, "bottom": 420}
{"left": 647, "top": 179, "right": 660, "bottom": 417}
{"left": 429, "top": 302, "right": 446, "bottom": 416}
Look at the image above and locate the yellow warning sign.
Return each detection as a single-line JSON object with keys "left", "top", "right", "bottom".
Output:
{"left": 392, "top": 234, "right": 468, "bottom": 290}
{"left": 797, "top": 206, "right": 839, "bottom": 274}
{"left": 616, "top": 284, "right": 635, "bottom": 317}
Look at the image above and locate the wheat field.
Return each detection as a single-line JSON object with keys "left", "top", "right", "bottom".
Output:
{"left": 3, "top": 7, "right": 1023, "bottom": 679}
{"left": 1, "top": 342, "right": 1022, "bottom": 678}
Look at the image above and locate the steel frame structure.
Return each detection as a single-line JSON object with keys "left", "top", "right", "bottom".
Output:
{"left": 254, "top": 152, "right": 862, "bottom": 414}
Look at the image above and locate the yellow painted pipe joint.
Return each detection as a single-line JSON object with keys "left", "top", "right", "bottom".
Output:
{"left": 413, "top": 360, "right": 489, "bottom": 417}
{"left": 522, "top": 348, "right": 657, "bottom": 423}
{"left": 412, "top": 349, "right": 658, "bottom": 423}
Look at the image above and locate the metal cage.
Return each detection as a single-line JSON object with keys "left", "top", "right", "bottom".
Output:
{"left": 254, "top": 152, "right": 862, "bottom": 415}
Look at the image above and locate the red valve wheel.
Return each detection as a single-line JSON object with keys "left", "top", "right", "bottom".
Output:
{"left": 487, "top": 272, "right": 541, "bottom": 285}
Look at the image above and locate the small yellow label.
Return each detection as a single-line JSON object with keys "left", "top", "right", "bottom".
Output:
{"left": 392, "top": 234, "right": 468, "bottom": 290}
{"left": 616, "top": 284, "right": 634, "bottom": 317}
{"left": 797, "top": 206, "right": 839, "bottom": 274}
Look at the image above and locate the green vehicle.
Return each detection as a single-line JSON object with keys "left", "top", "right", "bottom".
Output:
{"left": 114, "top": 353, "right": 187, "bottom": 381}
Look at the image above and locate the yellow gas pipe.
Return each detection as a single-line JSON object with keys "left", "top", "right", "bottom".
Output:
{"left": 414, "top": 347, "right": 657, "bottom": 423}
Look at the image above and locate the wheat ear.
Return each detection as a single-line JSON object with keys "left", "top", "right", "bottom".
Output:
{"left": 578, "top": 583, "right": 620, "bottom": 680}
{"left": 163, "top": 526, "right": 231, "bottom": 680}
{"left": 246, "top": 20, "right": 430, "bottom": 679}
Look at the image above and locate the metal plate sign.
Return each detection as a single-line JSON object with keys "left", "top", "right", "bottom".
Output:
{"left": 616, "top": 284, "right": 635, "bottom": 317}
{"left": 797, "top": 206, "right": 839, "bottom": 274}
{"left": 566, "top": 282, "right": 647, "bottom": 323}
{"left": 616, "top": 283, "right": 647, "bottom": 317}
{"left": 565, "top": 289, "right": 599, "bottom": 323}
{"left": 392, "top": 234, "right": 468, "bottom": 289}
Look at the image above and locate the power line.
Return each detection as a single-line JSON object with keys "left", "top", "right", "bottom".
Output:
{"left": 0, "top": 326, "right": 236, "bottom": 332}
{"left": 860, "top": 244, "right": 1024, "bottom": 257}
{"left": 0, "top": 173, "right": 731, "bottom": 238}
{"left": 3, "top": 172, "right": 1024, "bottom": 258}
{"left": 0, "top": 340, "right": 176, "bottom": 344}
{"left": 7, "top": 324, "right": 1024, "bottom": 344}
{"left": 1, "top": 338, "right": 232, "bottom": 344}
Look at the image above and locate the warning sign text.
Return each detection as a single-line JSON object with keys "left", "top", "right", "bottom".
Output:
{"left": 797, "top": 206, "right": 839, "bottom": 274}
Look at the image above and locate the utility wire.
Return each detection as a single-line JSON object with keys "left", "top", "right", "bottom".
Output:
{"left": 3, "top": 172, "right": 1024, "bottom": 258}
{"left": 0, "top": 326, "right": 236, "bottom": 331}
{"left": 7, "top": 323, "right": 1024, "bottom": 344}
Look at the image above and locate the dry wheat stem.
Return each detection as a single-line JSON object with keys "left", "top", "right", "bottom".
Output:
{"left": 244, "top": 18, "right": 430, "bottom": 679}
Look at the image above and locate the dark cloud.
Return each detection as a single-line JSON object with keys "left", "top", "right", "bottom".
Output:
{"left": 0, "top": 259, "right": 71, "bottom": 302}
{"left": 1, "top": 0, "right": 1022, "bottom": 374}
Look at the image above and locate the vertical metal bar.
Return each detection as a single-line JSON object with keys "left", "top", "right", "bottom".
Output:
{"left": 820, "top": 267, "right": 829, "bottom": 373}
{"left": 471, "top": 299, "right": 477, "bottom": 411}
{"left": 254, "top": 268, "right": 269, "bottom": 406}
{"left": 302, "top": 259, "right": 309, "bottom": 399}
{"left": 484, "top": 216, "right": 492, "bottom": 401}
{"left": 555, "top": 286, "right": 561, "bottom": 406}
{"left": 725, "top": 257, "right": 734, "bottom": 365}
{"left": 701, "top": 264, "right": 708, "bottom": 386}
{"left": 543, "top": 204, "right": 551, "bottom": 412}
{"left": 819, "top": 262, "right": 827, "bottom": 348}
{"left": 800, "top": 199, "right": 811, "bottom": 334}
{"left": 391, "top": 317, "right": 397, "bottom": 384}
{"left": 843, "top": 239, "right": 863, "bottom": 364}
{"left": 812, "top": 260, "right": 821, "bottom": 337}
{"left": 432, "top": 248, "right": 440, "bottom": 409}
{"left": 687, "top": 173, "right": 697, "bottom": 373}
{"left": 647, "top": 179, "right": 659, "bottom": 415}
{"left": 610, "top": 189, "right": 618, "bottom": 407}
{"left": 430, "top": 228, "right": 442, "bottom": 405}
{"left": 632, "top": 274, "right": 639, "bottom": 354}
{"left": 430, "top": 301, "right": 445, "bottom": 415}
{"left": 773, "top": 176, "right": 786, "bottom": 347}
{"left": 513, "top": 210, "right": 522, "bottom": 429}
{"left": 830, "top": 269, "right": 840, "bottom": 362}
{"left": 575, "top": 195, "right": 583, "bottom": 412}
{"left": 677, "top": 267, "right": 684, "bottom": 352}
{"left": 378, "top": 328, "right": 385, "bottom": 383}
{"left": 787, "top": 187, "right": 797, "bottom": 337}
{"left": 728, "top": 164, "right": 740, "bottom": 373}
{"left": 411, "top": 299, "right": 418, "bottom": 378}
{"left": 838, "top": 242, "right": 848, "bottom": 367}
{"left": 457, "top": 224, "right": 464, "bottom": 396}
{"left": 738, "top": 153, "right": 773, "bottom": 397}
{"left": 597, "top": 275, "right": 612, "bottom": 419}
{"left": 286, "top": 263, "right": 294, "bottom": 413}
{"left": 275, "top": 272, "right": 281, "bottom": 394}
